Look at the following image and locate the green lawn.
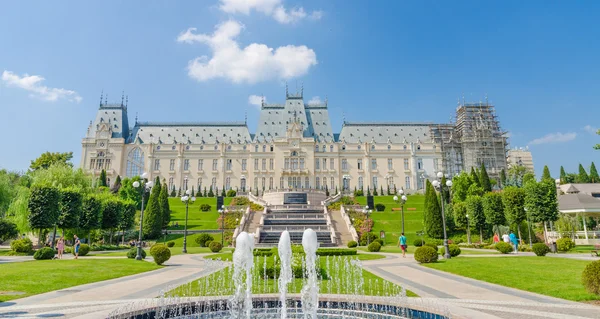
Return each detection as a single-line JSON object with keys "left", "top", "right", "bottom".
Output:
{"left": 0, "top": 259, "right": 161, "bottom": 302}
{"left": 167, "top": 197, "right": 233, "bottom": 231}
{"left": 357, "top": 246, "right": 498, "bottom": 255}
{"left": 423, "top": 257, "right": 598, "bottom": 301}
{"left": 0, "top": 249, "right": 30, "bottom": 256}
{"left": 354, "top": 195, "right": 425, "bottom": 245}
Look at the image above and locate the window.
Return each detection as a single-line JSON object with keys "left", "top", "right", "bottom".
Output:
{"left": 404, "top": 158, "right": 409, "bottom": 170}
{"left": 371, "top": 159, "right": 377, "bottom": 170}
{"left": 292, "top": 158, "right": 298, "bottom": 170}
{"left": 241, "top": 178, "right": 246, "bottom": 191}
{"left": 197, "top": 178, "right": 202, "bottom": 191}
{"left": 592, "top": 193, "right": 600, "bottom": 198}
{"left": 254, "top": 177, "right": 258, "bottom": 189}
{"left": 371, "top": 145, "right": 375, "bottom": 151}
{"left": 405, "top": 176, "right": 411, "bottom": 189}
{"left": 97, "top": 159, "right": 105, "bottom": 170}
{"left": 213, "top": 159, "right": 218, "bottom": 171}
{"left": 372, "top": 176, "right": 378, "bottom": 188}
{"left": 226, "top": 159, "right": 232, "bottom": 171}
{"left": 183, "top": 178, "right": 188, "bottom": 190}
{"left": 242, "top": 159, "right": 247, "bottom": 171}
{"left": 417, "top": 176, "right": 424, "bottom": 190}
{"left": 263, "top": 145, "right": 266, "bottom": 152}
{"left": 323, "top": 159, "right": 327, "bottom": 170}
{"left": 212, "top": 177, "right": 217, "bottom": 189}
{"left": 105, "top": 159, "right": 111, "bottom": 170}
{"left": 388, "top": 145, "right": 391, "bottom": 150}
{"left": 403, "top": 145, "right": 407, "bottom": 150}
{"left": 342, "top": 145, "right": 346, "bottom": 151}
{"left": 322, "top": 145, "right": 326, "bottom": 152}
{"left": 316, "top": 177, "right": 320, "bottom": 189}
{"left": 107, "top": 178, "right": 111, "bottom": 188}
{"left": 417, "top": 145, "right": 421, "bottom": 150}
{"left": 342, "top": 159, "right": 348, "bottom": 170}
{"left": 357, "top": 159, "right": 363, "bottom": 170}
{"left": 358, "top": 176, "right": 364, "bottom": 189}
{"left": 262, "top": 159, "right": 266, "bottom": 170}
{"left": 170, "top": 159, "right": 175, "bottom": 171}
{"left": 261, "top": 177, "right": 265, "bottom": 189}
{"left": 255, "top": 145, "right": 259, "bottom": 152}
{"left": 305, "top": 177, "right": 309, "bottom": 188}
{"left": 254, "top": 159, "right": 259, "bottom": 170}
{"left": 388, "top": 177, "right": 394, "bottom": 187}
{"left": 300, "top": 158, "right": 305, "bottom": 169}
{"left": 417, "top": 158, "right": 423, "bottom": 170}
{"left": 198, "top": 159, "right": 203, "bottom": 171}
{"left": 126, "top": 148, "right": 144, "bottom": 177}
{"left": 315, "top": 159, "right": 320, "bottom": 170}
{"left": 388, "top": 159, "right": 393, "bottom": 170}
{"left": 269, "top": 177, "right": 273, "bottom": 190}
{"left": 169, "top": 177, "right": 174, "bottom": 190}
{"left": 285, "top": 158, "right": 290, "bottom": 169}
{"left": 226, "top": 177, "right": 231, "bottom": 190}
{"left": 184, "top": 159, "right": 190, "bottom": 171}
{"left": 330, "top": 145, "right": 334, "bottom": 152}
{"left": 433, "top": 158, "right": 439, "bottom": 171}
{"left": 270, "top": 145, "right": 274, "bottom": 152}
{"left": 280, "top": 176, "right": 284, "bottom": 189}
{"left": 315, "top": 145, "right": 319, "bottom": 152}
{"left": 330, "top": 158, "right": 334, "bottom": 170}
{"left": 270, "top": 159, "right": 274, "bottom": 170}
{"left": 90, "top": 159, "right": 96, "bottom": 170}
{"left": 331, "top": 177, "right": 335, "bottom": 189}
{"left": 358, "top": 145, "right": 361, "bottom": 150}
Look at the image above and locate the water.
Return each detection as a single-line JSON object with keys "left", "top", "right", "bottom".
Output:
{"left": 301, "top": 229, "right": 318, "bottom": 319}
{"left": 231, "top": 231, "right": 255, "bottom": 319}
{"left": 278, "top": 231, "right": 292, "bottom": 319}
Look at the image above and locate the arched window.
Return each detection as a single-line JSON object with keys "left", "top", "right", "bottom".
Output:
{"left": 168, "top": 177, "right": 174, "bottom": 190}
{"left": 322, "top": 145, "right": 326, "bottom": 152}
{"left": 269, "top": 177, "right": 273, "bottom": 190}
{"left": 358, "top": 145, "right": 361, "bottom": 150}
{"left": 316, "top": 177, "right": 320, "bottom": 189}
{"left": 126, "top": 148, "right": 144, "bottom": 177}
{"left": 263, "top": 145, "right": 266, "bottom": 152}
{"left": 387, "top": 145, "right": 391, "bottom": 150}
{"left": 330, "top": 145, "right": 334, "bottom": 152}
{"left": 315, "top": 145, "right": 319, "bottom": 152}
{"left": 255, "top": 145, "right": 259, "bottom": 152}
{"left": 305, "top": 177, "right": 309, "bottom": 188}
{"left": 371, "top": 145, "right": 375, "bottom": 150}
{"left": 226, "top": 177, "right": 231, "bottom": 190}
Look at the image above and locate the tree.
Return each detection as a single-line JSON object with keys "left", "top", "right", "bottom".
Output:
{"left": 119, "top": 177, "right": 142, "bottom": 209}
{"left": 564, "top": 173, "right": 577, "bottom": 184}
{"left": 28, "top": 185, "right": 60, "bottom": 245}
{"left": 80, "top": 195, "right": 102, "bottom": 243}
{"left": 500, "top": 169, "right": 507, "bottom": 189}
{"left": 366, "top": 186, "right": 370, "bottom": 196}
{"left": 483, "top": 192, "right": 505, "bottom": 234}
{"left": 207, "top": 186, "right": 214, "bottom": 197}
{"left": 479, "top": 163, "right": 492, "bottom": 192}
{"left": 424, "top": 180, "right": 444, "bottom": 239}
{"left": 440, "top": 175, "right": 450, "bottom": 204}
{"left": 578, "top": 164, "right": 590, "bottom": 183}
{"left": 560, "top": 166, "right": 567, "bottom": 184}
{"left": 524, "top": 179, "right": 559, "bottom": 241}
{"left": 508, "top": 165, "right": 528, "bottom": 187}
{"left": 470, "top": 167, "right": 481, "bottom": 188}
{"left": 111, "top": 175, "right": 122, "bottom": 194}
{"left": 541, "top": 165, "right": 553, "bottom": 182}
{"left": 99, "top": 169, "right": 108, "bottom": 187}
{"left": 453, "top": 201, "right": 468, "bottom": 228}
{"left": 30, "top": 163, "right": 91, "bottom": 190}
{"left": 119, "top": 200, "right": 137, "bottom": 244}
{"left": 380, "top": 185, "right": 384, "bottom": 197}
{"left": 594, "top": 127, "right": 600, "bottom": 150}
{"left": 160, "top": 183, "right": 171, "bottom": 229}
{"left": 466, "top": 195, "right": 486, "bottom": 242}
{"left": 101, "top": 198, "right": 124, "bottom": 244}
{"left": 523, "top": 173, "right": 536, "bottom": 185}
{"left": 372, "top": 185, "right": 377, "bottom": 196}
{"left": 590, "top": 162, "right": 599, "bottom": 183}
{"left": 451, "top": 173, "right": 472, "bottom": 203}
{"left": 30, "top": 151, "right": 73, "bottom": 171}
{"left": 0, "top": 219, "right": 19, "bottom": 243}
{"left": 502, "top": 186, "right": 526, "bottom": 240}
{"left": 57, "top": 188, "right": 83, "bottom": 233}
{"left": 143, "top": 182, "right": 162, "bottom": 239}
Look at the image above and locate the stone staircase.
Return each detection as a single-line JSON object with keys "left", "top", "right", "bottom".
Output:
{"left": 328, "top": 209, "right": 354, "bottom": 246}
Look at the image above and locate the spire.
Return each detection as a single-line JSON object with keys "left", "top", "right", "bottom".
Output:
{"left": 325, "top": 95, "right": 328, "bottom": 107}
{"left": 99, "top": 90, "right": 103, "bottom": 107}
{"left": 244, "top": 110, "right": 247, "bottom": 125}
{"left": 125, "top": 95, "right": 129, "bottom": 108}
{"left": 121, "top": 91, "right": 125, "bottom": 106}
{"left": 105, "top": 94, "right": 108, "bottom": 106}
{"left": 135, "top": 112, "right": 138, "bottom": 124}
{"left": 301, "top": 82, "right": 304, "bottom": 98}
{"left": 285, "top": 82, "right": 288, "bottom": 97}
{"left": 261, "top": 95, "right": 265, "bottom": 107}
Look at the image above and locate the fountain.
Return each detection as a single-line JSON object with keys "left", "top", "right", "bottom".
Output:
{"left": 108, "top": 229, "right": 450, "bottom": 319}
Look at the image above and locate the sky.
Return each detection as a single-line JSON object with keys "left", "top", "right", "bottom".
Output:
{"left": 0, "top": 0, "right": 599, "bottom": 177}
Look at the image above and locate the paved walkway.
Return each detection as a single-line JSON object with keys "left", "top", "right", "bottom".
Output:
{"left": 362, "top": 253, "right": 599, "bottom": 319}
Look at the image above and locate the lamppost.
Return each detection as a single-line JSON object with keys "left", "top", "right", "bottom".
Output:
{"left": 220, "top": 205, "right": 226, "bottom": 245}
{"left": 181, "top": 189, "right": 196, "bottom": 253}
{"left": 432, "top": 171, "right": 452, "bottom": 259}
{"left": 525, "top": 207, "right": 533, "bottom": 248}
{"left": 465, "top": 213, "right": 471, "bottom": 244}
{"left": 393, "top": 190, "right": 408, "bottom": 234}
{"left": 363, "top": 205, "right": 373, "bottom": 245}
{"left": 133, "top": 173, "right": 154, "bottom": 260}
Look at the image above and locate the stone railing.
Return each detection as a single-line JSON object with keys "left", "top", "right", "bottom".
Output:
{"left": 322, "top": 192, "right": 342, "bottom": 206}
{"left": 265, "top": 214, "right": 324, "bottom": 220}
{"left": 248, "top": 192, "right": 268, "bottom": 206}
{"left": 263, "top": 188, "right": 326, "bottom": 195}
{"left": 233, "top": 206, "right": 252, "bottom": 240}
{"left": 340, "top": 205, "right": 359, "bottom": 242}
{"left": 324, "top": 205, "right": 337, "bottom": 245}
{"left": 269, "top": 204, "right": 322, "bottom": 211}
{"left": 261, "top": 225, "right": 331, "bottom": 232}
{"left": 254, "top": 227, "right": 261, "bottom": 245}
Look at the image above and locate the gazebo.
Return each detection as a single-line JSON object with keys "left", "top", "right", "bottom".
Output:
{"left": 553, "top": 189, "right": 600, "bottom": 245}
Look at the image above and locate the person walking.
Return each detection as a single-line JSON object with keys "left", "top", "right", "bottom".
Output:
{"left": 509, "top": 231, "right": 518, "bottom": 253}
{"left": 502, "top": 233, "right": 510, "bottom": 244}
{"left": 57, "top": 237, "right": 65, "bottom": 259}
{"left": 493, "top": 233, "right": 500, "bottom": 244}
{"left": 73, "top": 235, "right": 81, "bottom": 259}
{"left": 398, "top": 233, "right": 407, "bottom": 258}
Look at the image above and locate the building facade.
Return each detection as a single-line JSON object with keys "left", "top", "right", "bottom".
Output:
{"left": 507, "top": 147, "right": 534, "bottom": 173}
{"left": 81, "top": 90, "right": 508, "bottom": 194}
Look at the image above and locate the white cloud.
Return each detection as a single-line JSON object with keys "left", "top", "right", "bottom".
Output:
{"left": 219, "top": 0, "right": 322, "bottom": 24}
{"left": 307, "top": 96, "right": 322, "bottom": 105}
{"left": 177, "top": 20, "right": 317, "bottom": 83}
{"left": 529, "top": 132, "right": 577, "bottom": 145}
{"left": 583, "top": 125, "right": 598, "bottom": 135}
{"left": 1, "top": 71, "right": 82, "bottom": 103}
{"left": 248, "top": 94, "right": 265, "bottom": 109}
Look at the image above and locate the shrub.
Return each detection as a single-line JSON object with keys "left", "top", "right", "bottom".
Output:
{"left": 209, "top": 241, "right": 223, "bottom": 253}
{"left": 226, "top": 189, "right": 237, "bottom": 197}
{"left": 195, "top": 233, "right": 214, "bottom": 247}
{"left": 518, "top": 245, "right": 533, "bottom": 252}
{"left": 250, "top": 203, "right": 264, "bottom": 211}
{"left": 347, "top": 240, "right": 358, "bottom": 248}
{"left": 354, "top": 189, "right": 364, "bottom": 197}
{"left": 78, "top": 244, "right": 90, "bottom": 256}
{"left": 582, "top": 260, "right": 600, "bottom": 295}
{"left": 253, "top": 250, "right": 274, "bottom": 257}
{"left": 424, "top": 243, "right": 438, "bottom": 252}
{"left": 0, "top": 220, "right": 19, "bottom": 244}
{"left": 166, "top": 241, "right": 175, "bottom": 248}
{"left": 425, "top": 238, "right": 443, "bottom": 246}
{"left": 532, "top": 243, "right": 550, "bottom": 256}
{"left": 34, "top": 247, "right": 56, "bottom": 260}
{"left": 374, "top": 203, "right": 386, "bottom": 212}
{"left": 359, "top": 232, "right": 378, "bottom": 246}
{"left": 200, "top": 204, "right": 211, "bottom": 212}
{"left": 205, "top": 240, "right": 213, "bottom": 248}
{"left": 441, "top": 244, "right": 461, "bottom": 257}
{"left": 556, "top": 238, "right": 576, "bottom": 252}
{"left": 413, "top": 239, "right": 425, "bottom": 247}
{"left": 316, "top": 248, "right": 357, "bottom": 256}
{"left": 127, "top": 247, "right": 147, "bottom": 259}
{"left": 10, "top": 238, "right": 33, "bottom": 253}
{"left": 495, "top": 241, "right": 513, "bottom": 254}
{"left": 414, "top": 246, "right": 438, "bottom": 263}
{"left": 150, "top": 244, "right": 171, "bottom": 265}
{"left": 373, "top": 238, "right": 384, "bottom": 246}
{"left": 368, "top": 242, "right": 382, "bottom": 252}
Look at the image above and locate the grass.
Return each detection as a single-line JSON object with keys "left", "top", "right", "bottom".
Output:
{"left": 0, "top": 249, "right": 30, "bottom": 256}
{"left": 356, "top": 246, "right": 499, "bottom": 255}
{"left": 167, "top": 197, "right": 233, "bottom": 231}
{"left": 423, "top": 257, "right": 599, "bottom": 301}
{"left": 203, "top": 251, "right": 386, "bottom": 262}
{"left": 0, "top": 259, "right": 161, "bottom": 302}
{"left": 354, "top": 195, "right": 425, "bottom": 245}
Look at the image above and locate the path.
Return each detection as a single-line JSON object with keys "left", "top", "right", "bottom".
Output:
{"left": 362, "top": 253, "right": 599, "bottom": 319}
{"left": 0, "top": 250, "right": 127, "bottom": 264}
{"left": 0, "top": 254, "right": 227, "bottom": 319}
{"left": 328, "top": 209, "right": 353, "bottom": 246}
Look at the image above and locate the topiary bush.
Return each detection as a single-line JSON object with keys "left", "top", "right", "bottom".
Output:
{"left": 226, "top": 189, "right": 237, "bottom": 197}
{"left": 373, "top": 238, "right": 384, "bottom": 246}
{"left": 424, "top": 243, "right": 438, "bottom": 252}
{"left": 316, "top": 248, "right": 357, "bottom": 256}
{"left": 167, "top": 241, "right": 175, "bottom": 248}
{"left": 448, "top": 244, "right": 461, "bottom": 257}
{"left": 209, "top": 241, "right": 223, "bottom": 253}
{"left": 78, "top": 244, "right": 90, "bottom": 256}
{"left": 582, "top": 260, "right": 600, "bottom": 295}
{"left": 347, "top": 240, "right": 358, "bottom": 248}
{"left": 556, "top": 237, "right": 576, "bottom": 252}
{"left": 367, "top": 242, "right": 382, "bottom": 252}
{"left": 127, "top": 247, "right": 147, "bottom": 259}
{"left": 414, "top": 246, "right": 438, "bottom": 263}
{"left": 413, "top": 239, "right": 424, "bottom": 247}
{"left": 375, "top": 203, "right": 386, "bottom": 212}
{"left": 34, "top": 247, "right": 56, "bottom": 260}
{"left": 495, "top": 241, "right": 513, "bottom": 254}
{"left": 10, "top": 238, "right": 33, "bottom": 253}
{"left": 532, "top": 243, "right": 550, "bottom": 256}
{"left": 150, "top": 244, "right": 171, "bottom": 265}
{"left": 195, "top": 233, "right": 214, "bottom": 247}
{"left": 0, "top": 220, "right": 19, "bottom": 244}
{"left": 199, "top": 204, "right": 211, "bottom": 212}
{"left": 205, "top": 240, "right": 213, "bottom": 248}
{"left": 359, "top": 232, "right": 378, "bottom": 246}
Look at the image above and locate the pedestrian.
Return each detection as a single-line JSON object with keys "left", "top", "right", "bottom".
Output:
{"left": 57, "top": 237, "right": 65, "bottom": 259}
{"left": 502, "top": 233, "right": 510, "bottom": 244}
{"left": 398, "top": 233, "right": 407, "bottom": 258}
{"left": 493, "top": 233, "right": 499, "bottom": 244}
{"left": 509, "top": 231, "right": 518, "bottom": 253}
{"left": 74, "top": 235, "right": 81, "bottom": 259}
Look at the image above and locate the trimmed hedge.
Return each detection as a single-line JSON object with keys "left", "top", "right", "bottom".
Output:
{"left": 167, "top": 241, "right": 175, "bottom": 248}
{"left": 200, "top": 204, "right": 211, "bottom": 212}
{"left": 424, "top": 243, "right": 438, "bottom": 252}
{"left": 195, "top": 233, "right": 214, "bottom": 247}
{"left": 316, "top": 249, "right": 357, "bottom": 256}
{"left": 10, "top": 238, "right": 33, "bottom": 253}
{"left": 557, "top": 238, "right": 575, "bottom": 252}
{"left": 253, "top": 250, "right": 274, "bottom": 257}
{"left": 150, "top": 244, "right": 171, "bottom": 265}
{"left": 532, "top": 243, "right": 550, "bottom": 256}
{"left": 34, "top": 247, "right": 56, "bottom": 260}
{"left": 78, "top": 244, "right": 90, "bottom": 256}
{"left": 414, "top": 246, "right": 438, "bottom": 263}
{"left": 413, "top": 239, "right": 424, "bottom": 247}
{"left": 209, "top": 241, "right": 223, "bottom": 253}
{"left": 359, "top": 232, "right": 378, "bottom": 246}
{"left": 347, "top": 241, "right": 358, "bottom": 248}
{"left": 495, "top": 241, "right": 513, "bottom": 254}
{"left": 373, "top": 238, "right": 384, "bottom": 246}
{"left": 127, "top": 247, "right": 147, "bottom": 259}
{"left": 375, "top": 203, "right": 386, "bottom": 212}
{"left": 438, "top": 244, "right": 461, "bottom": 257}
{"left": 368, "top": 242, "right": 382, "bottom": 252}
{"left": 582, "top": 260, "right": 600, "bottom": 295}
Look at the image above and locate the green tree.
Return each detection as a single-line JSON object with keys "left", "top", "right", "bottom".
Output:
{"left": 508, "top": 165, "right": 528, "bottom": 186}
{"left": 0, "top": 219, "right": 19, "bottom": 243}
{"left": 590, "top": 162, "right": 599, "bottom": 183}
{"left": 80, "top": 195, "right": 102, "bottom": 243}
{"left": 111, "top": 175, "right": 122, "bottom": 194}
{"left": 594, "top": 127, "right": 600, "bottom": 150}
{"left": 500, "top": 169, "right": 507, "bottom": 189}
{"left": 57, "top": 188, "right": 83, "bottom": 232}
{"left": 523, "top": 172, "right": 536, "bottom": 185}
{"left": 28, "top": 185, "right": 60, "bottom": 245}
{"left": 208, "top": 186, "right": 214, "bottom": 197}
{"left": 424, "top": 180, "right": 444, "bottom": 238}
{"left": 502, "top": 186, "right": 526, "bottom": 240}
{"left": 578, "top": 164, "right": 590, "bottom": 183}
{"left": 30, "top": 151, "right": 73, "bottom": 171}
{"left": 440, "top": 175, "right": 450, "bottom": 204}
{"left": 479, "top": 163, "right": 492, "bottom": 192}
{"left": 559, "top": 166, "right": 567, "bottom": 184}
{"left": 564, "top": 173, "right": 577, "bottom": 184}
{"left": 483, "top": 192, "right": 505, "bottom": 234}
{"left": 524, "top": 180, "right": 559, "bottom": 241}
{"left": 541, "top": 165, "right": 553, "bottom": 182}
{"left": 99, "top": 169, "right": 107, "bottom": 187}
{"left": 465, "top": 195, "right": 486, "bottom": 242}
{"left": 160, "top": 183, "right": 170, "bottom": 229}
{"left": 470, "top": 167, "right": 481, "bottom": 188}
{"left": 451, "top": 172, "right": 472, "bottom": 203}
{"left": 31, "top": 163, "right": 91, "bottom": 190}
{"left": 101, "top": 198, "right": 124, "bottom": 244}
{"left": 143, "top": 182, "right": 162, "bottom": 239}
{"left": 119, "top": 177, "right": 143, "bottom": 209}
{"left": 453, "top": 201, "right": 468, "bottom": 228}
{"left": 119, "top": 200, "right": 137, "bottom": 244}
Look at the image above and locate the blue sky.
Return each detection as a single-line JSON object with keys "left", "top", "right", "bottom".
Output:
{"left": 1, "top": 0, "right": 599, "bottom": 177}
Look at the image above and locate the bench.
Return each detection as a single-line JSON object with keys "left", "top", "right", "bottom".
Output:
{"left": 591, "top": 244, "right": 600, "bottom": 257}
{"left": 391, "top": 207, "right": 417, "bottom": 211}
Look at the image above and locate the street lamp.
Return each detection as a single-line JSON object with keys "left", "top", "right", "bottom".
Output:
{"left": 363, "top": 205, "right": 373, "bottom": 245}
{"left": 220, "top": 205, "right": 226, "bottom": 245}
{"left": 525, "top": 207, "right": 532, "bottom": 248}
{"left": 393, "top": 190, "right": 408, "bottom": 234}
{"left": 181, "top": 189, "right": 196, "bottom": 253}
{"left": 133, "top": 172, "right": 154, "bottom": 260}
{"left": 465, "top": 213, "right": 471, "bottom": 244}
{"left": 432, "top": 171, "right": 452, "bottom": 259}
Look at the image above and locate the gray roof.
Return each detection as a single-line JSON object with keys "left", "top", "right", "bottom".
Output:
{"left": 87, "top": 104, "right": 130, "bottom": 139}
{"left": 559, "top": 183, "right": 600, "bottom": 196}
{"left": 338, "top": 122, "right": 434, "bottom": 144}
{"left": 129, "top": 121, "right": 252, "bottom": 145}
{"left": 559, "top": 193, "right": 600, "bottom": 212}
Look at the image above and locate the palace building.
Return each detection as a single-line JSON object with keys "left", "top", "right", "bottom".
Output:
{"left": 81, "top": 90, "right": 509, "bottom": 193}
